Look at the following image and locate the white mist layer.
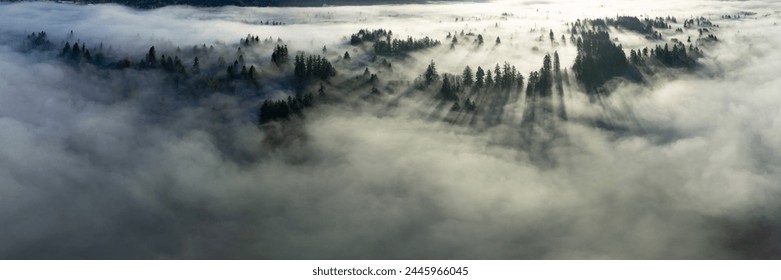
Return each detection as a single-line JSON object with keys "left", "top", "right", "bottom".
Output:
{"left": 1, "top": 0, "right": 780, "bottom": 259}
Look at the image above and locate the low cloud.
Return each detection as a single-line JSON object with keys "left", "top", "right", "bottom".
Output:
{"left": 0, "top": 0, "right": 780, "bottom": 259}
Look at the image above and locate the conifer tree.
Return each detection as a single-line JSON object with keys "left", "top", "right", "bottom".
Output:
{"left": 475, "top": 66, "right": 485, "bottom": 88}
{"left": 424, "top": 61, "right": 439, "bottom": 85}
{"left": 462, "top": 66, "right": 474, "bottom": 86}
{"left": 146, "top": 46, "right": 157, "bottom": 67}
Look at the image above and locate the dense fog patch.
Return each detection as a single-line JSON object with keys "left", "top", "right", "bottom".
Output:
{"left": 1, "top": 0, "right": 780, "bottom": 259}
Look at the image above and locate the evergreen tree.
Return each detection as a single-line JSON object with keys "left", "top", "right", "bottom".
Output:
{"left": 462, "top": 66, "right": 474, "bottom": 86}
{"left": 294, "top": 54, "right": 337, "bottom": 80}
{"left": 439, "top": 74, "right": 457, "bottom": 100}
{"left": 192, "top": 57, "right": 200, "bottom": 74}
{"left": 485, "top": 70, "right": 493, "bottom": 88}
{"left": 464, "top": 98, "right": 477, "bottom": 112}
{"left": 538, "top": 54, "right": 553, "bottom": 96}
{"left": 424, "top": 60, "right": 439, "bottom": 85}
{"left": 71, "top": 43, "right": 81, "bottom": 60}
{"left": 526, "top": 71, "right": 539, "bottom": 97}
{"left": 294, "top": 54, "right": 306, "bottom": 78}
{"left": 516, "top": 72, "right": 524, "bottom": 90}
{"left": 146, "top": 46, "right": 157, "bottom": 67}
{"left": 572, "top": 30, "right": 635, "bottom": 93}
{"left": 502, "top": 62, "right": 512, "bottom": 89}
{"left": 170, "top": 58, "right": 182, "bottom": 73}
{"left": 249, "top": 65, "right": 257, "bottom": 80}
{"left": 271, "top": 45, "right": 289, "bottom": 66}
{"left": 373, "top": 35, "right": 441, "bottom": 56}
{"left": 475, "top": 66, "right": 485, "bottom": 88}
{"left": 494, "top": 64, "right": 502, "bottom": 87}
{"left": 117, "top": 57, "right": 132, "bottom": 69}
{"left": 61, "top": 42, "right": 71, "bottom": 57}
{"left": 227, "top": 65, "right": 235, "bottom": 78}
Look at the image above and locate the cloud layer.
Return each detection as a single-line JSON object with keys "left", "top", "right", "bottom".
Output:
{"left": 1, "top": 0, "right": 780, "bottom": 259}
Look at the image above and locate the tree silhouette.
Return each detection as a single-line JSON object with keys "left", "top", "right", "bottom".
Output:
{"left": 462, "top": 66, "right": 474, "bottom": 86}
{"left": 424, "top": 61, "right": 439, "bottom": 85}
{"left": 475, "top": 66, "right": 485, "bottom": 88}
{"left": 146, "top": 46, "right": 157, "bottom": 67}
{"left": 271, "top": 45, "right": 289, "bottom": 66}
{"left": 439, "top": 74, "right": 458, "bottom": 100}
{"left": 192, "top": 57, "right": 200, "bottom": 73}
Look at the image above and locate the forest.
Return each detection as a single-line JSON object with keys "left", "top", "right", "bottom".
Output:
{"left": 18, "top": 14, "right": 711, "bottom": 132}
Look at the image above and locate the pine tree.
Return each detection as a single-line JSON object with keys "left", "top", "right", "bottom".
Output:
{"left": 475, "top": 66, "right": 485, "bottom": 88}
{"left": 424, "top": 61, "right": 439, "bottom": 85}
{"left": 192, "top": 57, "right": 200, "bottom": 73}
{"left": 227, "top": 65, "right": 235, "bottom": 78}
{"left": 464, "top": 98, "right": 477, "bottom": 112}
{"left": 294, "top": 54, "right": 306, "bottom": 78}
{"left": 539, "top": 54, "right": 552, "bottom": 95}
{"left": 71, "top": 43, "right": 81, "bottom": 60}
{"left": 61, "top": 42, "right": 71, "bottom": 57}
{"left": 462, "top": 66, "right": 474, "bottom": 86}
{"left": 494, "top": 64, "right": 502, "bottom": 86}
{"left": 146, "top": 46, "right": 157, "bottom": 67}
{"left": 440, "top": 74, "right": 457, "bottom": 100}
{"left": 502, "top": 62, "right": 512, "bottom": 89}
{"left": 271, "top": 45, "right": 288, "bottom": 66}
{"left": 174, "top": 56, "right": 185, "bottom": 74}
{"left": 516, "top": 72, "right": 524, "bottom": 90}
{"left": 249, "top": 65, "right": 257, "bottom": 78}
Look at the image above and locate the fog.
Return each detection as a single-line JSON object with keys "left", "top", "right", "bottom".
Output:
{"left": 1, "top": 0, "right": 780, "bottom": 259}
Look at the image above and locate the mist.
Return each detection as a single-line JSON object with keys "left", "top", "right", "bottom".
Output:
{"left": 1, "top": 0, "right": 780, "bottom": 259}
